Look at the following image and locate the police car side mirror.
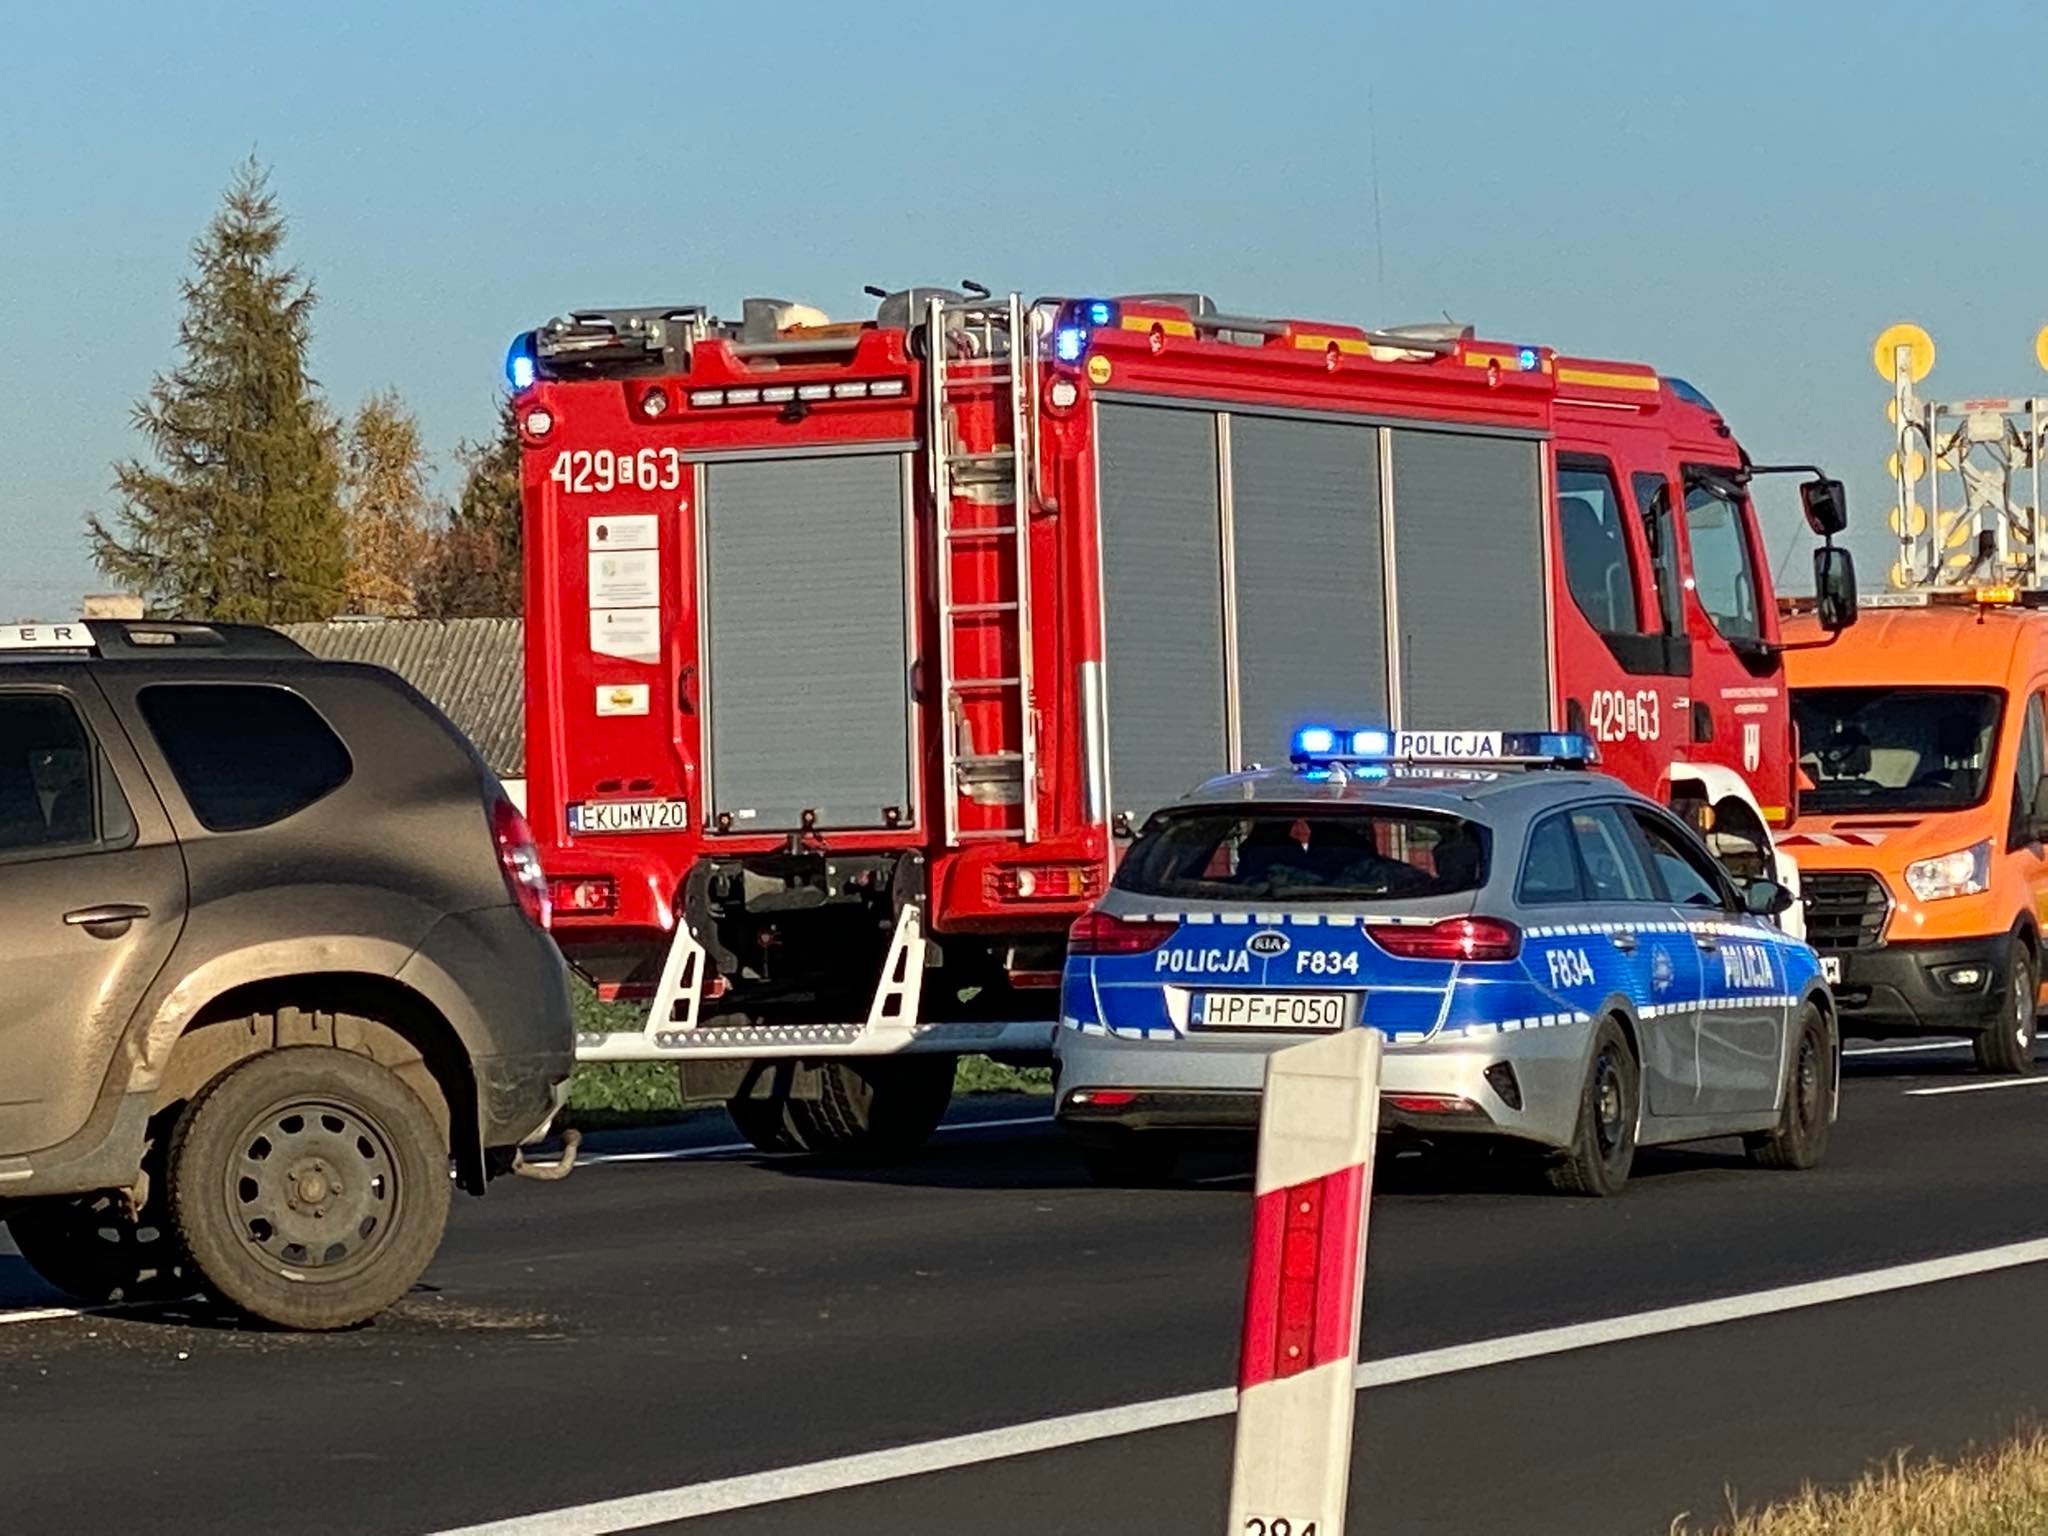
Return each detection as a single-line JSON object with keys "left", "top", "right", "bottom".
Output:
{"left": 1813, "top": 546, "right": 1858, "bottom": 633}
{"left": 1800, "top": 476, "right": 1849, "bottom": 538}
{"left": 1744, "top": 878, "right": 1794, "bottom": 918}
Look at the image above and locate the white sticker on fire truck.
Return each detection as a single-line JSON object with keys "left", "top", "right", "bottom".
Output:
{"left": 589, "top": 548, "right": 659, "bottom": 607}
{"left": 589, "top": 514, "right": 658, "bottom": 551}
{"left": 596, "top": 683, "right": 650, "bottom": 717}
{"left": 567, "top": 799, "right": 689, "bottom": 835}
{"left": 591, "top": 607, "right": 659, "bottom": 663}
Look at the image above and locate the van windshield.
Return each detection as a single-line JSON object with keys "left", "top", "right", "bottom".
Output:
{"left": 1792, "top": 687, "right": 2004, "bottom": 813}
{"left": 1114, "top": 808, "right": 1489, "bottom": 903}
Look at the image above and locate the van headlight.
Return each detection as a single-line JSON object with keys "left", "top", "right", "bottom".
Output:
{"left": 1904, "top": 841, "right": 1991, "bottom": 901}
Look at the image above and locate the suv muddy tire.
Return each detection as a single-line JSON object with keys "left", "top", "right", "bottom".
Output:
{"left": 1544, "top": 1016, "right": 1639, "bottom": 1198}
{"left": 1972, "top": 940, "right": 2038, "bottom": 1077}
{"left": 1744, "top": 1002, "right": 1833, "bottom": 1170}
{"left": 781, "top": 1057, "right": 956, "bottom": 1163}
{"left": 168, "top": 1047, "right": 451, "bottom": 1330}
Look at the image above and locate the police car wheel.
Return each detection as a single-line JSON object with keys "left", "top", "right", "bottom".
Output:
{"left": 1078, "top": 1135, "right": 1180, "bottom": 1188}
{"left": 1744, "top": 1003, "right": 1832, "bottom": 1171}
{"left": 167, "top": 1048, "right": 451, "bottom": 1331}
{"left": 1543, "top": 1017, "right": 1638, "bottom": 1198}
{"left": 1971, "top": 941, "right": 2038, "bottom": 1077}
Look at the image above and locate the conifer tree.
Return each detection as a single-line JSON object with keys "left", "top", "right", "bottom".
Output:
{"left": 340, "top": 389, "right": 435, "bottom": 616}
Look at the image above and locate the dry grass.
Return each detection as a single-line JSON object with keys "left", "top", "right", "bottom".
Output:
{"left": 1672, "top": 1430, "right": 2048, "bottom": 1535}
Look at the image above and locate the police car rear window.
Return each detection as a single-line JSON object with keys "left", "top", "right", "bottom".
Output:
{"left": 1114, "top": 809, "right": 1488, "bottom": 903}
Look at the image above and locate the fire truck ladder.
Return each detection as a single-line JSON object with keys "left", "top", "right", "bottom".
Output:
{"left": 926, "top": 291, "right": 1039, "bottom": 846}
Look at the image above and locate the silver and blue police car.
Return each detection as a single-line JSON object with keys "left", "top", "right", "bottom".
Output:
{"left": 1056, "top": 728, "right": 1837, "bottom": 1195}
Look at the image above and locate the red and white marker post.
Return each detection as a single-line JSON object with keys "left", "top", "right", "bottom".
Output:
{"left": 1226, "top": 1027, "right": 1383, "bottom": 1536}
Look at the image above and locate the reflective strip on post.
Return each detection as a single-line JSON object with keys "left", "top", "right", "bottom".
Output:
{"left": 1226, "top": 1027, "right": 1382, "bottom": 1536}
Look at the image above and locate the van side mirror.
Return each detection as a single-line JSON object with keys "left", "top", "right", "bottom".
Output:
{"left": 1814, "top": 545, "right": 1859, "bottom": 633}
{"left": 1800, "top": 477, "right": 1849, "bottom": 537}
{"left": 1744, "top": 878, "right": 1795, "bottom": 918}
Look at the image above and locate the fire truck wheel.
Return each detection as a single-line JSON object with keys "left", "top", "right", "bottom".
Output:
{"left": 1972, "top": 940, "right": 2039, "bottom": 1077}
{"left": 167, "top": 1048, "right": 451, "bottom": 1331}
{"left": 723, "top": 1090, "right": 805, "bottom": 1154}
{"left": 1543, "top": 1016, "right": 1638, "bottom": 1198}
{"left": 783, "top": 1057, "right": 956, "bottom": 1163}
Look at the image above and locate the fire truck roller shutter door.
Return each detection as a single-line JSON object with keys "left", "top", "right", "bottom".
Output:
{"left": 701, "top": 453, "right": 915, "bottom": 832}
{"left": 1388, "top": 429, "right": 1550, "bottom": 730}
{"left": 1229, "top": 415, "right": 1388, "bottom": 764}
{"left": 1096, "top": 403, "right": 1228, "bottom": 830}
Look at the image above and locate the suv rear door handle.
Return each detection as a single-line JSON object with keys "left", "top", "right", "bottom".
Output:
{"left": 64, "top": 903, "right": 151, "bottom": 929}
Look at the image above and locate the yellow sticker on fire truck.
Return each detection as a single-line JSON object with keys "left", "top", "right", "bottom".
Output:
{"left": 1087, "top": 355, "right": 1113, "bottom": 385}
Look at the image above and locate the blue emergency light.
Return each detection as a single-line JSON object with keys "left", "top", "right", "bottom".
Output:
{"left": 506, "top": 333, "right": 538, "bottom": 392}
{"left": 1516, "top": 346, "right": 1540, "bottom": 371}
{"left": 1054, "top": 300, "right": 1120, "bottom": 366}
{"left": 1290, "top": 723, "right": 1597, "bottom": 768}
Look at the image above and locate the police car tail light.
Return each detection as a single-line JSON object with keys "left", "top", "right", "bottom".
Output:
{"left": 1367, "top": 915, "right": 1521, "bottom": 962}
{"left": 1068, "top": 911, "right": 1176, "bottom": 955}
{"left": 492, "top": 797, "right": 552, "bottom": 930}
{"left": 549, "top": 876, "right": 618, "bottom": 917}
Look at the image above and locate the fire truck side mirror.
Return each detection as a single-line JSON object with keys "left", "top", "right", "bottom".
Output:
{"left": 1813, "top": 545, "right": 1859, "bottom": 633}
{"left": 1799, "top": 476, "right": 1849, "bottom": 537}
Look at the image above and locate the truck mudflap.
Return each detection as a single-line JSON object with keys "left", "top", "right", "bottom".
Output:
{"left": 571, "top": 900, "right": 1056, "bottom": 1061}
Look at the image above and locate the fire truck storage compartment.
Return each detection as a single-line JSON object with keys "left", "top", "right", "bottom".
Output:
{"left": 1387, "top": 427, "right": 1550, "bottom": 730}
{"left": 700, "top": 450, "right": 916, "bottom": 833}
{"left": 1093, "top": 401, "right": 1550, "bottom": 831}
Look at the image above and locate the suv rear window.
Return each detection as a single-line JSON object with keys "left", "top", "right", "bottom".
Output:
{"left": 139, "top": 684, "right": 352, "bottom": 832}
{"left": 1114, "top": 809, "right": 1489, "bottom": 902}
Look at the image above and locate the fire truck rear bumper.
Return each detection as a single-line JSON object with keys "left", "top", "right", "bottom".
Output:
{"left": 575, "top": 1017, "right": 1057, "bottom": 1062}
{"left": 1825, "top": 936, "right": 2012, "bottom": 1035}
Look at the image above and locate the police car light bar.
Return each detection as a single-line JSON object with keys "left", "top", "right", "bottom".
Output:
{"left": 1289, "top": 724, "right": 1598, "bottom": 768}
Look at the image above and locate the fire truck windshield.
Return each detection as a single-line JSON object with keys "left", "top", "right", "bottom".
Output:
{"left": 1793, "top": 686, "right": 2004, "bottom": 813}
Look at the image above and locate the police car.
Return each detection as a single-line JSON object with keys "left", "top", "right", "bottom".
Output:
{"left": 1056, "top": 728, "right": 1836, "bottom": 1195}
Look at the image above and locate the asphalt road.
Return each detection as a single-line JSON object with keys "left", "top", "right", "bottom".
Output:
{"left": 3, "top": 1041, "right": 2047, "bottom": 1536}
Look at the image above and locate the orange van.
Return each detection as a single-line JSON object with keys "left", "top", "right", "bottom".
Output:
{"left": 1782, "top": 596, "right": 2048, "bottom": 1074}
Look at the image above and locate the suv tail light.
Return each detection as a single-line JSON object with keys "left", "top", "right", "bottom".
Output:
{"left": 492, "top": 798, "right": 551, "bottom": 929}
{"left": 1068, "top": 911, "right": 1177, "bottom": 955}
{"left": 1366, "top": 916, "right": 1521, "bottom": 962}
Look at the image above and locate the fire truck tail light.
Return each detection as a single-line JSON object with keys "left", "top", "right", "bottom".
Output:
{"left": 797, "top": 383, "right": 833, "bottom": 401}
{"left": 521, "top": 408, "right": 554, "bottom": 439}
{"left": 726, "top": 387, "right": 762, "bottom": 405}
{"left": 761, "top": 385, "right": 797, "bottom": 403}
{"left": 689, "top": 389, "right": 725, "bottom": 407}
{"left": 869, "top": 378, "right": 908, "bottom": 398}
{"left": 832, "top": 381, "right": 869, "bottom": 399}
{"left": 988, "top": 863, "right": 1103, "bottom": 902}
{"left": 549, "top": 876, "right": 619, "bottom": 917}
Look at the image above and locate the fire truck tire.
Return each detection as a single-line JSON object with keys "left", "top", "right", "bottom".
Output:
{"left": 783, "top": 1057, "right": 956, "bottom": 1163}
{"left": 723, "top": 1090, "right": 805, "bottom": 1154}
{"left": 1543, "top": 1016, "right": 1638, "bottom": 1198}
{"left": 1972, "top": 940, "right": 2039, "bottom": 1077}
{"left": 167, "top": 1048, "right": 451, "bottom": 1331}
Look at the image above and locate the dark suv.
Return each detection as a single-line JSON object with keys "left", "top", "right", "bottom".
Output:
{"left": 0, "top": 620, "right": 575, "bottom": 1329}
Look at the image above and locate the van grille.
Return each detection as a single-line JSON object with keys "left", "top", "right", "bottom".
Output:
{"left": 1800, "top": 871, "right": 1890, "bottom": 951}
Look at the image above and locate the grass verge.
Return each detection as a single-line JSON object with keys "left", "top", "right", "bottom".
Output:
{"left": 1673, "top": 1429, "right": 2048, "bottom": 1535}
{"left": 565, "top": 979, "right": 1051, "bottom": 1128}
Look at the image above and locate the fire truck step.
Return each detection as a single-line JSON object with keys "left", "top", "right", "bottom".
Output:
{"left": 948, "top": 676, "right": 1022, "bottom": 689}
{"left": 944, "top": 524, "right": 1020, "bottom": 538}
{"left": 947, "top": 601, "right": 1020, "bottom": 615}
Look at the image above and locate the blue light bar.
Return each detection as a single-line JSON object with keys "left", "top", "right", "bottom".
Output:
{"left": 1086, "top": 299, "right": 1115, "bottom": 327}
{"left": 1288, "top": 725, "right": 1597, "bottom": 768}
{"left": 1054, "top": 326, "right": 1087, "bottom": 364}
{"left": 506, "top": 333, "right": 538, "bottom": 392}
{"left": 1515, "top": 346, "right": 1539, "bottom": 372}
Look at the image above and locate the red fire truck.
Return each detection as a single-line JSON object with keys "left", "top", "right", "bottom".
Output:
{"left": 510, "top": 287, "right": 1856, "bottom": 1156}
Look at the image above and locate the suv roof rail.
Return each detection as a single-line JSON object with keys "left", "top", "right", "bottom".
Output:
{"left": 0, "top": 619, "right": 311, "bottom": 660}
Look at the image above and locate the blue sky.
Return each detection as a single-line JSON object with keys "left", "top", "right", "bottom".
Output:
{"left": 4, "top": 0, "right": 2045, "bottom": 617}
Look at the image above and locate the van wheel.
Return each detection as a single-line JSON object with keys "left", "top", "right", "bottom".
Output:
{"left": 6, "top": 1187, "right": 192, "bottom": 1307}
{"left": 1973, "top": 941, "right": 2038, "bottom": 1076}
{"left": 782, "top": 1058, "right": 956, "bottom": 1163}
{"left": 1745, "top": 1003, "right": 1833, "bottom": 1170}
{"left": 1544, "top": 1017, "right": 1638, "bottom": 1197}
{"left": 167, "top": 1048, "right": 451, "bottom": 1331}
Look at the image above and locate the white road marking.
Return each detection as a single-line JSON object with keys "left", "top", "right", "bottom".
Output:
{"left": 558, "top": 1112, "right": 1055, "bottom": 1169}
{"left": 1905, "top": 1076, "right": 2048, "bottom": 1097}
{"left": 1843, "top": 1039, "right": 1969, "bottom": 1058}
{"left": 0, "top": 1306, "right": 84, "bottom": 1326}
{"left": 421, "top": 1236, "right": 2048, "bottom": 1535}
